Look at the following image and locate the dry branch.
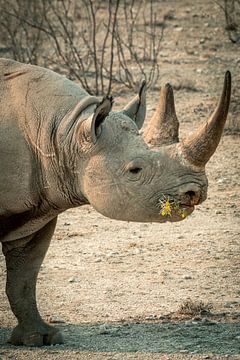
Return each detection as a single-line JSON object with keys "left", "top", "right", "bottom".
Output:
{"left": 0, "top": 0, "right": 164, "bottom": 94}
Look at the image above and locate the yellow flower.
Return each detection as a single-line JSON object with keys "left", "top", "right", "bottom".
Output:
{"left": 160, "top": 198, "right": 172, "bottom": 217}
{"left": 164, "top": 200, "right": 171, "bottom": 215}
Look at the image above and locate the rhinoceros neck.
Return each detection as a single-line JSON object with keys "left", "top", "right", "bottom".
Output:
{"left": 38, "top": 96, "right": 100, "bottom": 209}
{"left": 46, "top": 96, "right": 100, "bottom": 208}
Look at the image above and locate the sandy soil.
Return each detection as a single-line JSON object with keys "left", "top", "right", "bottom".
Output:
{"left": 0, "top": 0, "right": 240, "bottom": 359}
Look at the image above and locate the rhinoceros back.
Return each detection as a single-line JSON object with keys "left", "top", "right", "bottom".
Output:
{"left": 0, "top": 58, "right": 91, "bottom": 241}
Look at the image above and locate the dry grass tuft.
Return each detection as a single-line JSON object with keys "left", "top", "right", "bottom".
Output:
{"left": 177, "top": 298, "right": 213, "bottom": 316}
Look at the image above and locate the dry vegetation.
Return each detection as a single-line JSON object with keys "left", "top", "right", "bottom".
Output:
{"left": 177, "top": 299, "right": 213, "bottom": 317}
{"left": 215, "top": 0, "right": 240, "bottom": 43}
{"left": 0, "top": 0, "right": 164, "bottom": 94}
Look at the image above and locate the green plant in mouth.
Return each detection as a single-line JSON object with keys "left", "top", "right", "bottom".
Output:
{"left": 159, "top": 195, "right": 188, "bottom": 219}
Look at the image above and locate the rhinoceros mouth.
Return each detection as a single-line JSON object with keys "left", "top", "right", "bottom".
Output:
{"left": 157, "top": 195, "right": 195, "bottom": 220}
{"left": 180, "top": 204, "right": 195, "bottom": 214}
{"left": 180, "top": 204, "right": 194, "bottom": 209}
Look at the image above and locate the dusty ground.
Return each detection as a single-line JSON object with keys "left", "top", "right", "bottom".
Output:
{"left": 0, "top": 0, "right": 240, "bottom": 359}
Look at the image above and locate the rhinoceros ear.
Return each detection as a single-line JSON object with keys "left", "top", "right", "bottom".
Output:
{"left": 122, "top": 80, "right": 146, "bottom": 129}
{"left": 81, "top": 96, "right": 113, "bottom": 144}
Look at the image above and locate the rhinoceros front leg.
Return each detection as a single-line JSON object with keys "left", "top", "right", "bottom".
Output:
{"left": 2, "top": 217, "right": 63, "bottom": 346}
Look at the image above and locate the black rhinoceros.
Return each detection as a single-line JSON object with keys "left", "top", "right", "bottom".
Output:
{"left": 0, "top": 58, "right": 231, "bottom": 346}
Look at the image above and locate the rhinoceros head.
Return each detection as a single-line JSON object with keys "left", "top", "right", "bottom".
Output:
{"left": 75, "top": 72, "right": 231, "bottom": 223}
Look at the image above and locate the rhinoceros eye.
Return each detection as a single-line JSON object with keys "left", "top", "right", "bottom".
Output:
{"left": 129, "top": 167, "right": 142, "bottom": 174}
{"left": 125, "top": 159, "right": 144, "bottom": 177}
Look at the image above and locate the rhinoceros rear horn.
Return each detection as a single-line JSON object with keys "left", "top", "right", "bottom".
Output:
{"left": 123, "top": 80, "right": 147, "bottom": 129}
{"left": 143, "top": 83, "right": 179, "bottom": 146}
{"left": 181, "top": 71, "right": 231, "bottom": 167}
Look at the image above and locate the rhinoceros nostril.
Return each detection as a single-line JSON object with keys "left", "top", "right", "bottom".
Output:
{"left": 182, "top": 190, "right": 201, "bottom": 205}
{"left": 185, "top": 191, "right": 196, "bottom": 199}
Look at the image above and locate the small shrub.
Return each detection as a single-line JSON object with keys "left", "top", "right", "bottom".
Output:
{"left": 178, "top": 299, "right": 213, "bottom": 316}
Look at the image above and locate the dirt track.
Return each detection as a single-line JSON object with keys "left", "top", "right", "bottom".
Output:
{"left": 0, "top": 0, "right": 240, "bottom": 359}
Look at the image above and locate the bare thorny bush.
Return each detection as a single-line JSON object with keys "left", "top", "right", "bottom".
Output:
{"left": 0, "top": 0, "right": 164, "bottom": 95}
{"left": 213, "top": 0, "right": 240, "bottom": 134}
{"left": 215, "top": 0, "right": 240, "bottom": 43}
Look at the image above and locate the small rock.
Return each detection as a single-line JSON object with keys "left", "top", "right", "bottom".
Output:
{"left": 48, "top": 315, "right": 65, "bottom": 324}
{"left": 224, "top": 300, "right": 240, "bottom": 308}
{"left": 193, "top": 316, "right": 202, "bottom": 321}
{"left": 215, "top": 210, "right": 222, "bottom": 214}
{"left": 132, "top": 248, "right": 141, "bottom": 255}
{"left": 201, "top": 318, "right": 214, "bottom": 325}
{"left": 98, "top": 324, "right": 122, "bottom": 336}
{"left": 106, "top": 251, "right": 119, "bottom": 258}
{"left": 183, "top": 275, "right": 192, "bottom": 280}
{"left": 68, "top": 277, "right": 79, "bottom": 283}
{"left": 175, "top": 27, "right": 183, "bottom": 32}
{"left": 98, "top": 324, "right": 110, "bottom": 335}
{"left": 145, "top": 314, "right": 158, "bottom": 320}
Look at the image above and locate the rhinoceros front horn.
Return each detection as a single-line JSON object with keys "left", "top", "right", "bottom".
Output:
{"left": 143, "top": 83, "right": 179, "bottom": 146}
{"left": 181, "top": 71, "right": 231, "bottom": 167}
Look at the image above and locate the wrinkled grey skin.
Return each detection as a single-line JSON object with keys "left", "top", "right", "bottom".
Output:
{"left": 0, "top": 59, "right": 230, "bottom": 346}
